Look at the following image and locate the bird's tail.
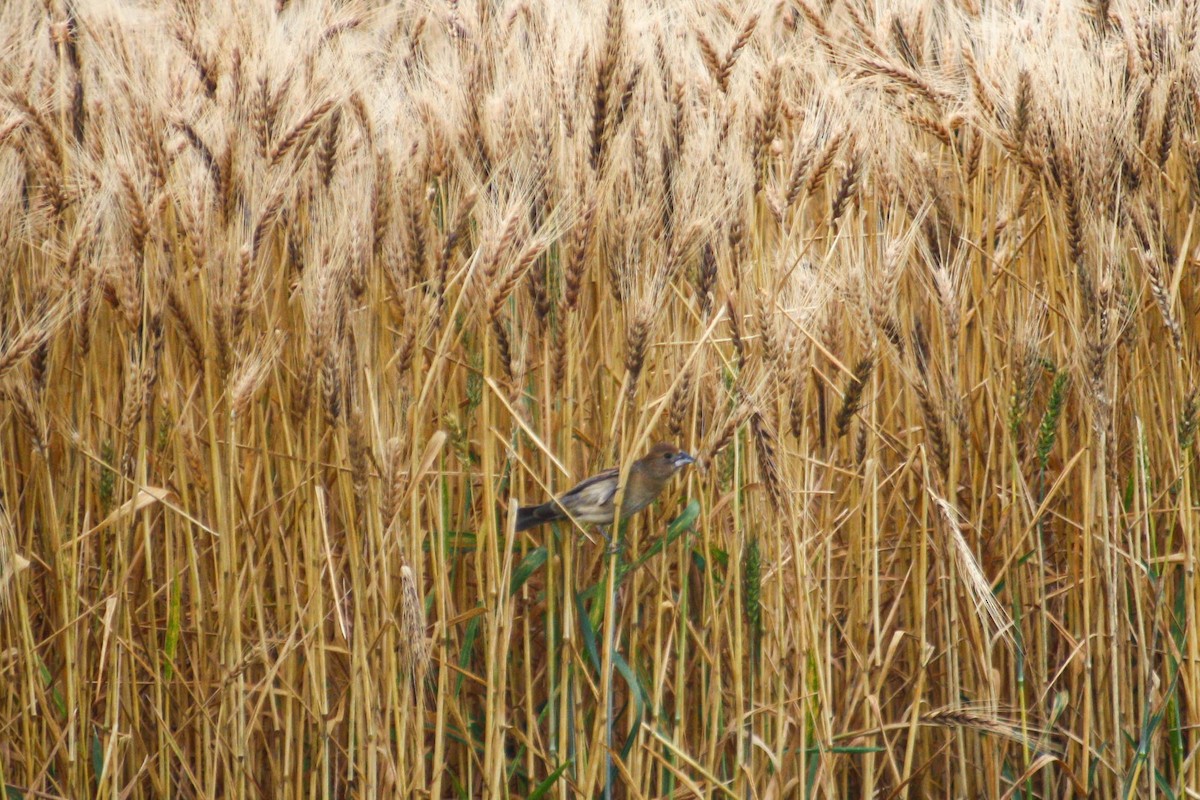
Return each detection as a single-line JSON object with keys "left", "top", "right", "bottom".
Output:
{"left": 515, "top": 502, "right": 560, "bottom": 532}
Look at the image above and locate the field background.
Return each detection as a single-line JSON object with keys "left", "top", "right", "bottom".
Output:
{"left": 2, "top": 0, "right": 1199, "bottom": 797}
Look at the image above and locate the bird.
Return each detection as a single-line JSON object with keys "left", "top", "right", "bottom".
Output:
{"left": 515, "top": 442, "right": 696, "bottom": 533}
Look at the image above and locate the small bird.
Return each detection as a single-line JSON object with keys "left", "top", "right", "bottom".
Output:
{"left": 515, "top": 442, "right": 696, "bottom": 533}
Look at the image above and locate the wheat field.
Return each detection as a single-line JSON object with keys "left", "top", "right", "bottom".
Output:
{"left": 1, "top": 0, "right": 1198, "bottom": 797}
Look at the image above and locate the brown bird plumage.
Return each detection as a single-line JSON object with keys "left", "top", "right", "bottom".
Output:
{"left": 515, "top": 443, "right": 695, "bottom": 533}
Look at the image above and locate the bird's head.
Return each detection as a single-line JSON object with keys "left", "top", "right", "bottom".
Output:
{"left": 639, "top": 442, "right": 696, "bottom": 480}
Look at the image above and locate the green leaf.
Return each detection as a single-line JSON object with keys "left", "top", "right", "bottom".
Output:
{"left": 575, "top": 593, "right": 601, "bottom": 674}
{"left": 429, "top": 530, "right": 477, "bottom": 553}
{"left": 510, "top": 546, "right": 548, "bottom": 596}
{"left": 91, "top": 727, "right": 104, "bottom": 786}
{"left": 455, "top": 608, "right": 483, "bottom": 698}
{"left": 1048, "top": 691, "right": 1069, "bottom": 725}
{"left": 615, "top": 500, "right": 700, "bottom": 582}
{"left": 1152, "top": 768, "right": 1177, "bottom": 800}
{"left": 38, "top": 660, "right": 65, "bottom": 718}
{"left": 578, "top": 500, "right": 703, "bottom": 603}
{"left": 612, "top": 652, "right": 646, "bottom": 761}
{"left": 827, "top": 745, "right": 886, "bottom": 754}
{"left": 528, "top": 761, "right": 572, "bottom": 800}
{"left": 804, "top": 747, "right": 821, "bottom": 797}
{"left": 667, "top": 500, "right": 701, "bottom": 536}
{"left": 1122, "top": 471, "right": 1135, "bottom": 513}
{"left": 163, "top": 578, "right": 182, "bottom": 679}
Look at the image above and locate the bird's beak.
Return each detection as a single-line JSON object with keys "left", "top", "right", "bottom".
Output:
{"left": 674, "top": 451, "right": 696, "bottom": 468}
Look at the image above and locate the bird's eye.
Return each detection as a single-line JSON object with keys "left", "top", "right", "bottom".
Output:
{"left": 663, "top": 452, "right": 673, "bottom": 460}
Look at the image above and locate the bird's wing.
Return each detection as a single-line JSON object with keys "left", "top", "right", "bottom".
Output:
{"left": 558, "top": 466, "right": 620, "bottom": 509}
